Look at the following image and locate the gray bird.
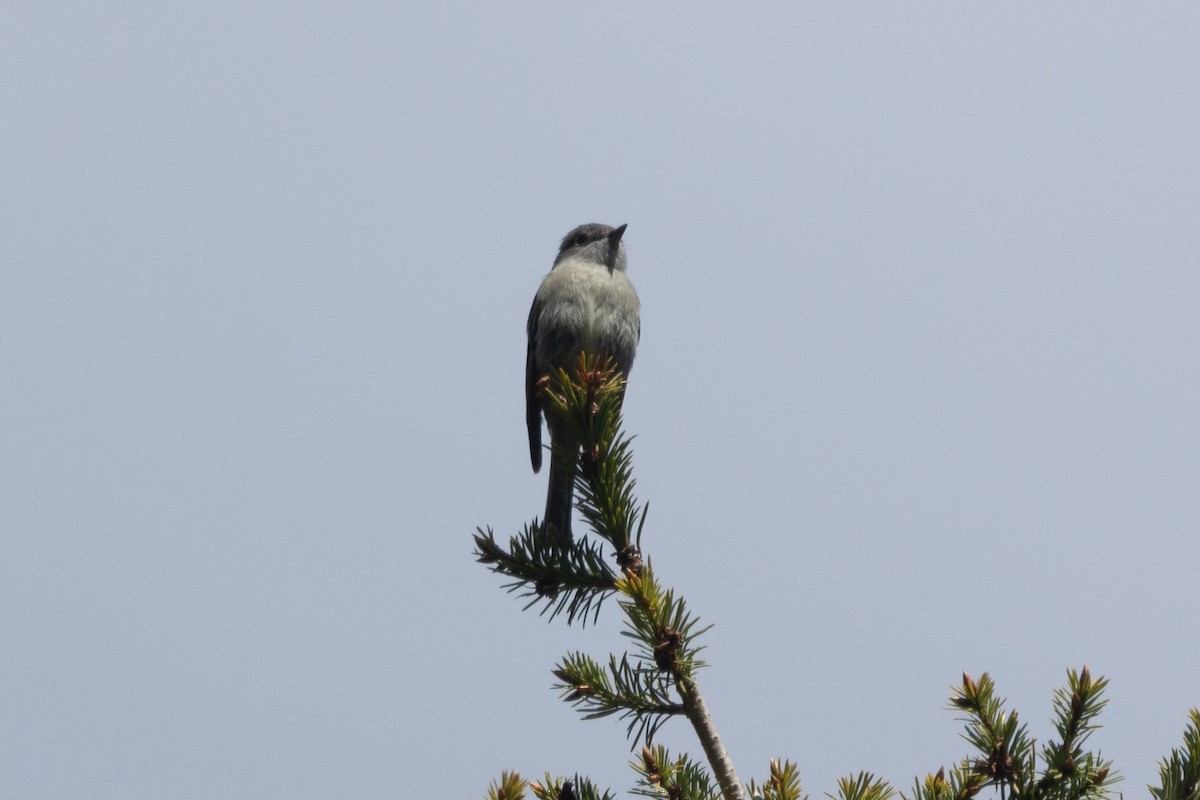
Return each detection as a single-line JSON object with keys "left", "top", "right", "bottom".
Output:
{"left": 526, "top": 223, "right": 641, "bottom": 541}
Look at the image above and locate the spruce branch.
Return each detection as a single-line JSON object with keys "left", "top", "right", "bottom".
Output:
{"left": 1151, "top": 709, "right": 1200, "bottom": 800}
{"left": 473, "top": 521, "right": 617, "bottom": 625}
{"left": 746, "top": 759, "right": 806, "bottom": 800}
{"left": 946, "top": 671, "right": 1117, "bottom": 800}
{"left": 616, "top": 566, "right": 712, "bottom": 682}
{"left": 833, "top": 773, "right": 896, "bottom": 800}
{"left": 679, "top": 678, "right": 743, "bottom": 800}
{"left": 902, "top": 766, "right": 985, "bottom": 800}
{"left": 528, "top": 775, "right": 617, "bottom": 800}
{"left": 543, "top": 354, "right": 646, "bottom": 559}
{"left": 473, "top": 354, "right": 646, "bottom": 624}
{"left": 950, "top": 672, "right": 1034, "bottom": 797}
{"left": 476, "top": 354, "right": 1199, "bottom": 800}
{"left": 488, "top": 771, "right": 529, "bottom": 800}
{"left": 1033, "top": 666, "right": 1115, "bottom": 800}
{"left": 552, "top": 651, "right": 685, "bottom": 744}
{"left": 633, "top": 745, "right": 721, "bottom": 800}
{"left": 476, "top": 354, "right": 746, "bottom": 800}
{"left": 613, "top": 563, "right": 739, "bottom": 796}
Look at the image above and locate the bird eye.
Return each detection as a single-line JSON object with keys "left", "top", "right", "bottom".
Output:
{"left": 573, "top": 232, "right": 589, "bottom": 247}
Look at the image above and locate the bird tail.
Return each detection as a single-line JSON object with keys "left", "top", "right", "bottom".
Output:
{"left": 544, "top": 445, "right": 575, "bottom": 542}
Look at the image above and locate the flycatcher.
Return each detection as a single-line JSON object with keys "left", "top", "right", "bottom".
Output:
{"left": 526, "top": 223, "right": 641, "bottom": 541}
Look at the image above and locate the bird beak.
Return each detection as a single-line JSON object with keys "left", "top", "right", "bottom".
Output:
{"left": 606, "top": 224, "right": 627, "bottom": 270}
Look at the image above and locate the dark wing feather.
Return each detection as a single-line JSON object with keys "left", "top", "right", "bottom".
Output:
{"left": 525, "top": 295, "right": 543, "bottom": 472}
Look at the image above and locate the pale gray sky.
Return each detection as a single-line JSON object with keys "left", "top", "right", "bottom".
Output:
{"left": 3, "top": 3, "right": 1198, "bottom": 798}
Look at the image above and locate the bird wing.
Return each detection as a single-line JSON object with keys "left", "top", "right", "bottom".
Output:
{"left": 525, "top": 294, "right": 543, "bottom": 473}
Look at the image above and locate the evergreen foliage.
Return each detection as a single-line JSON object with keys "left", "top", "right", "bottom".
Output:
{"left": 473, "top": 355, "right": 1197, "bottom": 800}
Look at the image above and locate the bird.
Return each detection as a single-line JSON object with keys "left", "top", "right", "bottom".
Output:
{"left": 526, "top": 223, "right": 641, "bottom": 541}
